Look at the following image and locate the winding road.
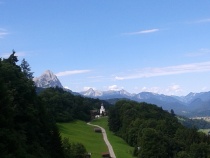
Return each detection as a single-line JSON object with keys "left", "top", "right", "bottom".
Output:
{"left": 87, "top": 122, "right": 116, "bottom": 158}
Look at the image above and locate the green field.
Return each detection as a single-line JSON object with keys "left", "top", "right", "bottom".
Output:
{"left": 58, "top": 117, "right": 135, "bottom": 158}
{"left": 57, "top": 121, "right": 108, "bottom": 158}
{"left": 91, "top": 117, "right": 135, "bottom": 158}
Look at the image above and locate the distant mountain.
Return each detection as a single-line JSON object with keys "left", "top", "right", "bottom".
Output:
{"left": 80, "top": 88, "right": 103, "bottom": 97}
{"left": 80, "top": 88, "right": 210, "bottom": 116}
{"left": 80, "top": 89, "right": 134, "bottom": 99}
{"left": 174, "top": 91, "right": 210, "bottom": 104}
{"left": 33, "top": 70, "right": 63, "bottom": 88}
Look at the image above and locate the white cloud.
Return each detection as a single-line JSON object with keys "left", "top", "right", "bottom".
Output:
{"left": 83, "top": 86, "right": 96, "bottom": 91}
{"left": 139, "top": 84, "right": 183, "bottom": 95}
{"left": 185, "top": 48, "right": 210, "bottom": 57}
{"left": 115, "top": 61, "right": 210, "bottom": 80}
{"left": 87, "top": 76, "right": 104, "bottom": 79}
{"left": 56, "top": 70, "right": 91, "bottom": 77}
{"left": 0, "top": 28, "right": 9, "bottom": 38}
{"left": 195, "top": 18, "right": 210, "bottom": 23}
{"left": 187, "top": 18, "right": 210, "bottom": 24}
{"left": 166, "top": 84, "right": 183, "bottom": 94}
{"left": 201, "top": 86, "right": 208, "bottom": 91}
{"left": 64, "top": 86, "right": 70, "bottom": 90}
{"left": 115, "top": 76, "right": 124, "bottom": 80}
{"left": 123, "top": 28, "right": 159, "bottom": 35}
{"left": 108, "top": 85, "right": 123, "bottom": 91}
{"left": 141, "top": 86, "right": 161, "bottom": 94}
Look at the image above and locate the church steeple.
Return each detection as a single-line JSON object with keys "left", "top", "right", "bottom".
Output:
{"left": 100, "top": 103, "right": 105, "bottom": 115}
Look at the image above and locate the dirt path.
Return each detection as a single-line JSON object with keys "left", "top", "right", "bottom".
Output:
{"left": 87, "top": 122, "right": 116, "bottom": 158}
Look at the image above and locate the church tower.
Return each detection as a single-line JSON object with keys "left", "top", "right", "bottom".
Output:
{"left": 100, "top": 103, "right": 105, "bottom": 115}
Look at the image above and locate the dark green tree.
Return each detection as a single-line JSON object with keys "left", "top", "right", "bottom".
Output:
{"left": 62, "top": 138, "right": 87, "bottom": 158}
{"left": 171, "top": 109, "right": 175, "bottom": 116}
{"left": 21, "top": 58, "right": 34, "bottom": 79}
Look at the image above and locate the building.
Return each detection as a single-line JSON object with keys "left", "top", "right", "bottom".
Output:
{"left": 101, "top": 152, "right": 110, "bottom": 158}
{"left": 100, "top": 103, "right": 106, "bottom": 115}
{"left": 90, "top": 110, "right": 99, "bottom": 120}
{"left": 94, "top": 128, "right": 102, "bottom": 133}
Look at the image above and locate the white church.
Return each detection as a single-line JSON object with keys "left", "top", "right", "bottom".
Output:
{"left": 100, "top": 103, "right": 106, "bottom": 115}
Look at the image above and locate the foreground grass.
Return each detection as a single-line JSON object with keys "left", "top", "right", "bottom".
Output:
{"left": 57, "top": 121, "right": 108, "bottom": 158}
{"left": 91, "top": 117, "right": 135, "bottom": 158}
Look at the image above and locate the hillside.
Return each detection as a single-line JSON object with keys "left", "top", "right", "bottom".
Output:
{"left": 91, "top": 117, "right": 135, "bottom": 158}
{"left": 108, "top": 100, "right": 210, "bottom": 157}
{"left": 58, "top": 121, "right": 108, "bottom": 158}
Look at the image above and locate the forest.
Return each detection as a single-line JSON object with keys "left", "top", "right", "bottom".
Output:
{"left": 108, "top": 100, "right": 210, "bottom": 158}
{"left": 38, "top": 87, "right": 110, "bottom": 122}
{"left": 0, "top": 52, "right": 110, "bottom": 158}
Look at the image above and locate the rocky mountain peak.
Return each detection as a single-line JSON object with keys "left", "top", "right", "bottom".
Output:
{"left": 33, "top": 70, "right": 63, "bottom": 88}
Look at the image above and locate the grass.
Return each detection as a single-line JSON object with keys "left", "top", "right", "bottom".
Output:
{"left": 198, "top": 128, "right": 210, "bottom": 135}
{"left": 57, "top": 120, "right": 108, "bottom": 158}
{"left": 58, "top": 117, "right": 135, "bottom": 158}
{"left": 91, "top": 117, "right": 135, "bottom": 158}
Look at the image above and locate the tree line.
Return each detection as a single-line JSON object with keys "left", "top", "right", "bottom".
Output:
{"left": 108, "top": 100, "right": 210, "bottom": 158}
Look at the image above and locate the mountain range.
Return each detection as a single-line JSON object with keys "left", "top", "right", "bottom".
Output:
{"left": 34, "top": 70, "right": 210, "bottom": 117}
{"left": 80, "top": 88, "right": 210, "bottom": 116}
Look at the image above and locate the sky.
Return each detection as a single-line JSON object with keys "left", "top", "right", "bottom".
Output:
{"left": 1, "top": 0, "right": 210, "bottom": 96}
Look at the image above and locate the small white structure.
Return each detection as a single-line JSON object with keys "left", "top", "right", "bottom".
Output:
{"left": 95, "top": 115, "right": 100, "bottom": 118}
{"left": 100, "top": 103, "right": 105, "bottom": 115}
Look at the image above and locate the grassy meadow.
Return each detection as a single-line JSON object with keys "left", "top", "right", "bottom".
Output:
{"left": 91, "top": 117, "right": 135, "bottom": 158}
{"left": 58, "top": 117, "right": 135, "bottom": 158}
{"left": 57, "top": 121, "right": 108, "bottom": 158}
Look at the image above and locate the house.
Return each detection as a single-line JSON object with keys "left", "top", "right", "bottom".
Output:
{"left": 94, "top": 128, "right": 102, "bottom": 133}
{"left": 101, "top": 152, "right": 110, "bottom": 158}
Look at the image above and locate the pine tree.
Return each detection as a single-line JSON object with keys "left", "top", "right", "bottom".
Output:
{"left": 21, "top": 58, "right": 34, "bottom": 79}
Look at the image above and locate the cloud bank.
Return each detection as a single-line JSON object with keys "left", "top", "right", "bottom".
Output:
{"left": 56, "top": 70, "right": 91, "bottom": 77}
{"left": 115, "top": 61, "right": 210, "bottom": 80}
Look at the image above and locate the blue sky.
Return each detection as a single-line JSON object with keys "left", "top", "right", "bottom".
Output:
{"left": 1, "top": 0, "right": 210, "bottom": 96}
